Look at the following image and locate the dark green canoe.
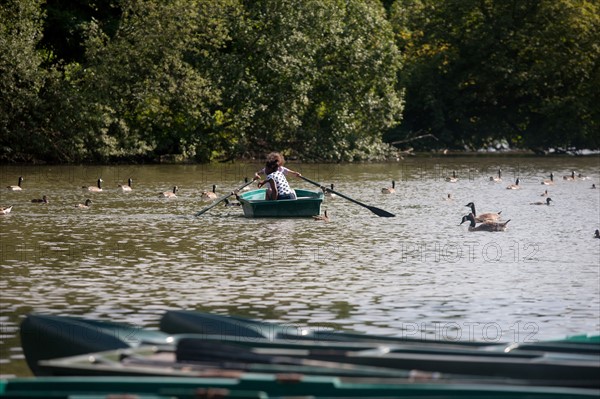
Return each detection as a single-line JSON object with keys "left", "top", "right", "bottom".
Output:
{"left": 160, "top": 310, "right": 600, "bottom": 355}
{"left": 2, "top": 375, "right": 599, "bottom": 398}
{"left": 20, "top": 314, "right": 170, "bottom": 375}
{"left": 237, "top": 189, "right": 323, "bottom": 217}
{"left": 33, "top": 342, "right": 600, "bottom": 389}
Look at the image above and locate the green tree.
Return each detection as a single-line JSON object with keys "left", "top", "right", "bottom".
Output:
{"left": 41, "top": 0, "right": 122, "bottom": 64}
{"left": 69, "top": 0, "right": 239, "bottom": 161}
{"left": 0, "top": 0, "right": 47, "bottom": 161}
{"left": 390, "top": 0, "right": 600, "bottom": 151}
{"left": 221, "top": 0, "right": 403, "bottom": 161}
{"left": 2, "top": 0, "right": 404, "bottom": 162}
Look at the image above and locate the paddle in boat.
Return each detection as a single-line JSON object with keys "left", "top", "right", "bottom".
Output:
{"left": 237, "top": 188, "right": 323, "bottom": 218}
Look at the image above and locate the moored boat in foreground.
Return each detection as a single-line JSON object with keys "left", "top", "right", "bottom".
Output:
{"left": 20, "top": 314, "right": 170, "bottom": 375}
{"left": 30, "top": 337, "right": 600, "bottom": 389}
{"left": 19, "top": 312, "right": 600, "bottom": 389}
{"left": 2, "top": 375, "right": 598, "bottom": 399}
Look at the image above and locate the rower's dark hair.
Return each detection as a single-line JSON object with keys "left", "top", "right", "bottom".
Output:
{"left": 266, "top": 159, "right": 279, "bottom": 171}
{"left": 266, "top": 152, "right": 285, "bottom": 166}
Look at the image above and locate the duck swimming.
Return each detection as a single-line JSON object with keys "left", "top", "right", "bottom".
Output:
{"left": 460, "top": 213, "right": 510, "bottom": 232}
{"left": 489, "top": 169, "right": 502, "bottom": 183}
{"left": 84, "top": 178, "right": 103, "bottom": 192}
{"left": 324, "top": 184, "right": 337, "bottom": 198}
{"left": 223, "top": 198, "right": 241, "bottom": 207}
{"left": 541, "top": 173, "right": 555, "bottom": 185}
{"left": 530, "top": 197, "right": 552, "bottom": 206}
{"left": 75, "top": 199, "right": 92, "bottom": 209}
{"left": 313, "top": 210, "right": 330, "bottom": 222}
{"left": 7, "top": 177, "right": 23, "bottom": 191}
{"left": 119, "top": 178, "right": 133, "bottom": 192}
{"left": 201, "top": 185, "right": 218, "bottom": 200}
{"left": 381, "top": 181, "right": 396, "bottom": 194}
{"left": 0, "top": 205, "right": 13, "bottom": 215}
{"left": 160, "top": 186, "right": 178, "bottom": 198}
{"left": 465, "top": 202, "right": 501, "bottom": 223}
{"left": 578, "top": 173, "right": 590, "bottom": 180}
{"left": 31, "top": 195, "right": 49, "bottom": 203}
{"left": 506, "top": 178, "right": 520, "bottom": 190}
{"left": 446, "top": 171, "right": 458, "bottom": 183}
{"left": 563, "top": 171, "right": 576, "bottom": 181}
{"left": 240, "top": 177, "right": 252, "bottom": 192}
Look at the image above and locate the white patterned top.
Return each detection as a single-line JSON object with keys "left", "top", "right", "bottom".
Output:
{"left": 266, "top": 170, "right": 293, "bottom": 197}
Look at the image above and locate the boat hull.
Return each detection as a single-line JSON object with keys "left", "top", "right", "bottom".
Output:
{"left": 238, "top": 189, "right": 323, "bottom": 218}
{"left": 3, "top": 375, "right": 599, "bottom": 398}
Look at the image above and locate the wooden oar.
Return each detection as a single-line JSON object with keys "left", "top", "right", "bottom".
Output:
{"left": 195, "top": 179, "right": 255, "bottom": 216}
{"left": 299, "top": 176, "right": 395, "bottom": 217}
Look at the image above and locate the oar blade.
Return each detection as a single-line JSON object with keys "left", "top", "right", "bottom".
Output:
{"left": 299, "top": 175, "right": 395, "bottom": 218}
{"left": 368, "top": 206, "right": 396, "bottom": 218}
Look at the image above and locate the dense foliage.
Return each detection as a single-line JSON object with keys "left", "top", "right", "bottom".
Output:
{"left": 387, "top": 0, "right": 600, "bottom": 151}
{"left": 0, "top": 0, "right": 598, "bottom": 163}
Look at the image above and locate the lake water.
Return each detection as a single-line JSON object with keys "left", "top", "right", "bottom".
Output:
{"left": 1, "top": 156, "right": 599, "bottom": 377}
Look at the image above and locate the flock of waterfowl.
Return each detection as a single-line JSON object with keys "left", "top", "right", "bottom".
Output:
{"left": 380, "top": 168, "right": 598, "bottom": 236}
{"left": 0, "top": 176, "right": 222, "bottom": 213}
{"left": 1, "top": 169, "right": 598, "bottom": 238}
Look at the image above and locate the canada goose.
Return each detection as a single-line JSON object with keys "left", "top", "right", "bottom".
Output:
{"left": 577, "top": 173, "right": 590, "bottom": 180}
{"left": 201, "top": 185, "right": 218, "bottom": 200}
{"left": 324, "top": 184, "right": 337, "bottom": 198}
{"left": 506, "top": 178, "right": 520, "bottom": 190}
{"left": 541, "top": 173, "right": 555, "bottom": 185}
{"left": 313, "top": 210, "right": 330, "bottom": 222}
{"left": 445, "top": 171, "right": 458, "bottom": 183}
{"left": 592, "top": 184, "right": 597, "bottom": 189}
{"left": 84, "top": 178, "right": 103, "bottom": 192}
{"left": 7, "top": 177, "right": 23, "bottom": 191}
{"left": 223, "top": 198, "right": 241, "bottom": 207}
{"left": 465, "top": 202, "right": 501, "bottom": 223}
{"left": 530, "top": 197, "right": 552, "bottom": 205}
{"left": 0, "top": 205, "right": 13, "bottom": 215}
{"left": 31, "top": 195, "right": 49, "bottom": 204}
{"left": 540, "top": 190, "right": 549, "bottom": 197}
{"left": 240, "top": 177, "right": 252, "bottom": 192}
{"left": 595, "top": 229, "right": 600, "bottom": 239}
{"left": 563, "top": 171, "right": 575, "bottom": 181}
{"left": 444, "top": 193, "right": 453, "bottom": 201}
{"left": 381, "top": 181, "right": 396, "bottom": 194}
{"left": 460, "top": 213, "right": 510, "bottom": 232}
{"left": 489, "top": 169, "right": 502, "bottom": 182}
{"left": 118, "top": 178, "right": 133, "bottom": 192}
{"left": 160, "top": 186, "right": 178, "bottom": 198}
{"left": 75, "top": 199, "right": 92, "bottom": 209}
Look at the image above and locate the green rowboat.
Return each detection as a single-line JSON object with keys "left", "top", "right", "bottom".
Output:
{"left": 237, "top": 189, "right": 323, "bottom": 217}
{"left": 20, "top": 314, "right": 171, "bottom": 375}
{"left": 160, "top": 310, "right": 600, "bottom": 354}
{"left": 2, "top": 376, "right": 598, "bottom": 398}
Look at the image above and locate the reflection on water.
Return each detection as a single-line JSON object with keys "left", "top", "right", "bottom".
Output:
{"left": 1, "top": 157, "right": 599, "bottom": 376}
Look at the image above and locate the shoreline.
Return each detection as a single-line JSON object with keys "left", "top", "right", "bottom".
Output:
{"left": 1, "top": 149, "right": 599, "bottom": 166}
